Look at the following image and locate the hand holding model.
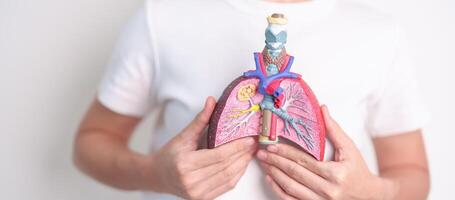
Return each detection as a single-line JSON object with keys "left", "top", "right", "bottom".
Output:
{"left": 257, "top": 105, "right": 397, "bottom": 200}
{"left": 145, "top": 97, "right": 257, "bottom": 199}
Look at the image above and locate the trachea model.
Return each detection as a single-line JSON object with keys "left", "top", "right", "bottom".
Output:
{"left": 208, "top": 13, "right": 326, "bottom": 160}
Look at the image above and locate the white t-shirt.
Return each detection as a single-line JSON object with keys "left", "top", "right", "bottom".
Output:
{"left": 98, "top": 0, "right": 429, "bottom": 199}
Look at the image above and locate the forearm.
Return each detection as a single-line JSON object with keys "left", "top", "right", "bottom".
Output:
{"left": 73, "top": 130, "right": 153, "bottom": 190}
{"left": 372, "top": 131, "right": 430, "bottom": 200}
{"left": 379, "top": 167, "right": 430, "bottom": 200}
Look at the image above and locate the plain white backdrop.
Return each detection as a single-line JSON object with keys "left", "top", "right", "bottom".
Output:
{"left": 0, "top": 0, "right": 453, "bottom": 199}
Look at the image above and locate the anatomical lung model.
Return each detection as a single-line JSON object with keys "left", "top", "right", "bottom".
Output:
{"left": 208, "top": 13, "right": 326, "bottom": 160}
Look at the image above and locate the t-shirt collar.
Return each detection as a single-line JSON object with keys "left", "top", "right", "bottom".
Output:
{"left": 224, "top": 0, "right": 337, "bottom": 25}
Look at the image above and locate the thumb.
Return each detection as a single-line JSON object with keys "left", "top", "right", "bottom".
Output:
{"left": 175, "top": 96, "right": 216, "bottom": 149}
{"left": 321, "top": 105, "right": 353, "bottom": 151}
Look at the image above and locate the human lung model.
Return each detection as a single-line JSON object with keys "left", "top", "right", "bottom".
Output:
{"left": 208, "top": 13, "right": 326, "bottom": 161}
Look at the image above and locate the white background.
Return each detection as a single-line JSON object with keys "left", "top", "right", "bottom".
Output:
{"left": 0, "top": 0, "right": 453, "bottom": 199}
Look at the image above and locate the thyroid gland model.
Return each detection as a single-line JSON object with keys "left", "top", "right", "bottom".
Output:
{"left": 208, "top": 13, "right": 326, "bottom": 161}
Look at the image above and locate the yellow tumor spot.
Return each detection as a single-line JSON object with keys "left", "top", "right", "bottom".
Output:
{"left": 251, "top": 104, "right": 260, "bottom": 111}
{"left": 237, "top": 84, "right": 257, "bottom": 101}
{"left": 230, "top": 104, "right": 260, "bottom": 119}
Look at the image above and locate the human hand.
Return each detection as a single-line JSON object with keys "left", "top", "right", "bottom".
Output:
{"left": 146, "top": 97, "right": 257, "bottom": 200}
{"left": 257, "top": 105, "right": 395, "bottom": 200}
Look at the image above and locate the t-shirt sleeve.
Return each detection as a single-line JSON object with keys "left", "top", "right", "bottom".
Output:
{"left": 366, "top": 24, "right": 430, "bottom": 138}
{"left": 97, "top": 7, "right": 156, "bottom": 117}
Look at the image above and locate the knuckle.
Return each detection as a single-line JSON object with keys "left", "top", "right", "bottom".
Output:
{"left": 197, "top": 193, "right": 210, "bottom": 200}
{"left": 228, "top": 179, "right": 237, "bottom": 190}
{"left": 321, "top": 162, "right": 335, "bottom": 177}
{"left": 286, "top": 164, "right": 299, "bottom": 178}
{"left": 180, "top": 176, "right": 193, "bottom": 188}
{"left": 175, "top": 165, "right": 185, "bottom": 177}
{"left": 281, "top": 183, "right": 296, "bottom": 196}
{"left": 332, "top": 167, "right": 348, "bottom": 184}
{"left": 185, "top": 188, "right": 202, "bottom": 200}
{"left": 296, "top": 157, "right": 310, "bottom": 167}
{"left": 326, "top": 187, "right": 342, "bottom": 200}
{"left": 223, "top": 167, "right": 236, "bottom": 178}
{"left": 326, "top": 165, "right": 340, "bottom": 179}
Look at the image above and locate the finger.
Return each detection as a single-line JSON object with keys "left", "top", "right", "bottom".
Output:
{"left": 188, "top": 137, "right": 256, "bottom": 168}
{"left": 267, "top": 144, "right": 329, "bottom": 178}
{"left": 265, "top": 175, "right": 298, "bottom": 200}
{"left": 321, "top": 105, "right": 353, "bottom": 149}
{"left": 178, "top": 97, "right": 216, "bottom": 146}
{"left": 187, "top": 144, "right": 256, "bottom": 184}
{"left": 266, "top": 165, "right": 324, "bottom": 200}
{"left": 191, "top": 151, "right": 253, "bottom": 197}
{"left": 203, "top": 155, "right": 251, "bottom": 199}
{"left": 259, "top": 161, "right": 270, "bottom": 173}
{"left": 258, "top": 150, "right": 331, "bottom": 198}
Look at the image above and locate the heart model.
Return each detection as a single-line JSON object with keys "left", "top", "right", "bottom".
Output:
{"left": 208, "top": 13, "right": 326, "bottom": 161}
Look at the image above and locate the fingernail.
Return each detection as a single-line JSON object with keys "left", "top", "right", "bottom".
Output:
{"left": 245, "top": 137, "right": 254, "bottom": 145}
{"left": 257, "top": 150, "right": 267, "bottom": 160}
{"left": 267, "top": 145, "right": 278, "bottom": 153}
